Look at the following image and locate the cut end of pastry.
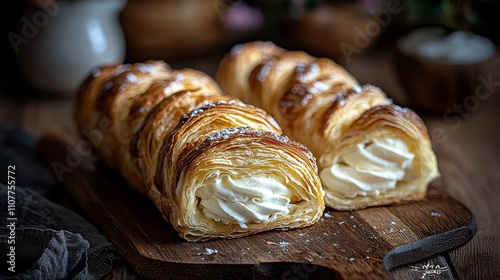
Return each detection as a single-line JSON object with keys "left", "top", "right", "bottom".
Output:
{"left": 318, "top": 105, "right": 439, "bottom": 210}
{"left": 167, "top": 128, "right": 325, "bottom": 242}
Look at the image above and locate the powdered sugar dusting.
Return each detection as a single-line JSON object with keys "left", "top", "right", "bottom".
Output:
{"left": 197, "top": 248, "right": 219, "bottom": 256}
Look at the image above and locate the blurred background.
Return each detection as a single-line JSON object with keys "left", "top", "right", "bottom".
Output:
{"left": 1, "top": 0, "right": 499, "bottom": 125}
{"left": 2, "top": 0, "right": 500, "bottom": 93}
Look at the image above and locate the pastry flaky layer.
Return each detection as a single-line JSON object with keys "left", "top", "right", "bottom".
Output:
{"left": 75, "top": 60, "right": 325, "bottom": 241}
{"left": 216, "top": 41, "right": 440, "bottom": 210}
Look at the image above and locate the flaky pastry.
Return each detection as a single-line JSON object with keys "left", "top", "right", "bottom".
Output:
{"left": 75, "top": 60, "right": 325, "bottom": 241}
{"left": 216, "top": 41, "right": 439, "bottom": 210}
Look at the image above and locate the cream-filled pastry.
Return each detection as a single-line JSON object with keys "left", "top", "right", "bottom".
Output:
{"left": 320, "top": 138, "right": 415, "bottom": 198}
{"left": 217, "top": 41, "right": 439, "bottom": 210}
{"left": 197, "top": 176, "right": 293, "bottom": 228}
{"left": 75, "top": 60, "right": 325, "bottom": 241}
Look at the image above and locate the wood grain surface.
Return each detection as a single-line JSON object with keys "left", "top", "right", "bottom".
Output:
{"left": 36, "top": 126, "right": 475, "bottom": 280}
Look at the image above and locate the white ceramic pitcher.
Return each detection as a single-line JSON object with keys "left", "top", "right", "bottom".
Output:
{"left": 14, "top": 0, "right": 126, "bottom": 97}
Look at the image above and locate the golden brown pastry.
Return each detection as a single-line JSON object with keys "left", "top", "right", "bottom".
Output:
{"left": 75, "top": 60, "right": 325, "bottom": 241}
{"left": 216, "top": 41, "right": 439, "bottom": 210}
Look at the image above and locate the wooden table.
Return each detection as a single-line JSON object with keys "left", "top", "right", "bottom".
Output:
{"left": 1, "top": 48, "right": 498, "bottom": 279}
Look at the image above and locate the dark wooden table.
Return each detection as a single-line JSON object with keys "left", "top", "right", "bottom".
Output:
{"left": 1, "top": 48, "right": 498, "bottom": 279}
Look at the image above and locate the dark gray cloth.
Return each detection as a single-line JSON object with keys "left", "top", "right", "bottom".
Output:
{"left": 0, "top": 125, "right": 57, "bottom": 195}
{"left": 0, "top": 125, "right": 122, "bottom": 279}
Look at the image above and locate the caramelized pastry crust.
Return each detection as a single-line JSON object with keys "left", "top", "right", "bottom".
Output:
{"left": 217, "top": 41, "right": 439, "bottom": 210}
{"left": 75, "top": 60, "right": 325, "bottom": 241}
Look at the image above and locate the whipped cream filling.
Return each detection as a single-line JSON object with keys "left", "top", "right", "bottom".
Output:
{"left": 197, "top": 176, "right": 292, "bottom": 228}
{"left": 319, "top": 138, "right": 414, "bottom": 198}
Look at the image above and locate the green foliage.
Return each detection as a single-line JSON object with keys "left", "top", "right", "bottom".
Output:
{"left": 402, "top": 0, "right": 478, "bottom": 31}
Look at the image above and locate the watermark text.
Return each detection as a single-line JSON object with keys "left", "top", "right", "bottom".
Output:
{"left": 6, "top": 165, "right": 16, "bottom": 273}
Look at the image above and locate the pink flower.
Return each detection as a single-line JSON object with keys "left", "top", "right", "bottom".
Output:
{"left": 222, "top": 1, "right": 264, "bottom": 32}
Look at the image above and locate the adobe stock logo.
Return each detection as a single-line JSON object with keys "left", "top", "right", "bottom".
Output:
{"left": 7, "top": 0, "right": 70, "bottom": 53}
{"left": 431, "top": 73, "right": 499, "bottom": 144}
{"left": 340, "top": 0, "right": 407, "bottom": 63}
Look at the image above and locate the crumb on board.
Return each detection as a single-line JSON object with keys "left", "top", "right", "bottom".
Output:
{"left": 197, "top": 248, "right": 219, "bottom": 256}
{"left": 431, "top": 211, "right": 442, "bottom": 217}
{"left": 266, "top": 241, "right": 290, "bottom": 247}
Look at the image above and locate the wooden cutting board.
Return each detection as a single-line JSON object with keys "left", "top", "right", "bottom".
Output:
{"left": 37, "top": 127, "right": 476, "bottom": 280}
